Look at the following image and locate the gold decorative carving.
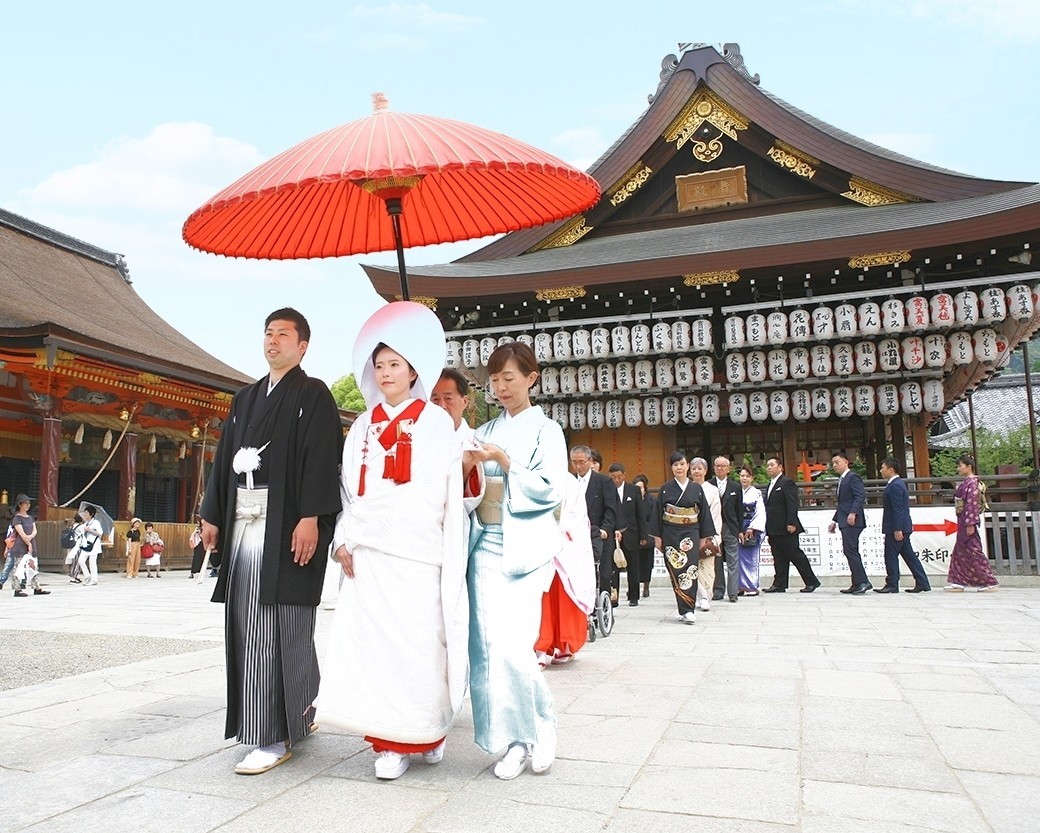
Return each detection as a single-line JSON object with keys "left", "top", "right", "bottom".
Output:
{"left": 675, "top": 166, "right": 748, "bottom": 213}
{"left": 534, "top": 217, "right": 593, "bottom": 250}
{"left": 665, "top": 89, "right": 749, "bottom": 150}
{"left": 683, "top": 270, "right": 740, "bottom": 286}
{"left": 766, "top": 142, "right": 818, "bottom": 179}
{"left": 393, "top": 294, "right": 438, "bottom": 309}
{"left": 535, "top": 286, "right": 587, "bottom": 301}
{"left": 609, "top": 162, "right": 653, "bottom": 206}
{"left": 848, "top": 251, "right": 912, "bottom": 268}
{"left": 841, "top": 177, "right": 920, "bottom": 206}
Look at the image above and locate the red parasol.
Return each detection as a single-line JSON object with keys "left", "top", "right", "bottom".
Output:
{"left": 182, "top": 93, "right": 600, "bottom": 299}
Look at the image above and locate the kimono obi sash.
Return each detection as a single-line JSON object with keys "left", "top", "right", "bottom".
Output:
{"left": 663, "top": 503, "right": 700, "bottom": 526}
{"left": 234, "top": 487, "right": 268, "bottom": 522}
{"left": 477, "top": 477, "right": 505, "bottom": 526}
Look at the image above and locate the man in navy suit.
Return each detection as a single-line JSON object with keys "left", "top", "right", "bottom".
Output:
{"left": 876, "top": 456, "right": 931, "bottom": 594}
{"left": 762, "top": 457, "right": 820, "bottom": 593}
{"left": 711, "top": 455, "right": 743, "bottom": 602}
{"left": 608, "top": 462, "right": 646, "bottom": 607}
{"left": 828, "top": 451, "right": 871, "bottom": 594}
{"left": 570, "top": 445, "right": 618, "bottom": 604}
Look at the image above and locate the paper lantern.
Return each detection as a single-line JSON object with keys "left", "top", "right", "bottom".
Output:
{"left": 923, "top": 379, "right": 945, "bottom": 413}
{"left": 789, "top": 346, "right": 811, "bottom": 380}
{"left": 877, "top": 383, "right": 899, "bottom": 416}
{"left": 569, "top": 402, "right": 587, "bottom": 431}
{"left": 929, "top": 293, "right": 955, "bottom": 329}
{"left": 691, "top": 319, "right": 712, "bottom": 352}
{"left": 591, "top": 327, "right": 612, "bottom": 357}
{"left": 681, "top": 394, "right": 701, "bottom": 425}
{"left": 643, "top": 397, "right": 661, "bottom": 426}
{"left": 624, "top": 398, "right": 642, "bottom": 427}
{"left": 728, "top": 393, "right": 749, "bottom": 424}
{"left": 749, "top": 391, "right": 769, "bottom": 423}
{"left": 746, "top": 313, "right": 767, "bottom": 346}
{"left": 948, "top": 331, "right": 974, "bottom": 365}
{"left": 615, "top": 360, "right": 634, "bottom": 391}
{"left": 812, "top": 305, "right": 835, "bottom": 339}
{"left": 540, "top": 366, "right": 560, "bottom": 395}
{"left": 979, "top": 287, "right": 1007, "bottom": 323}
{"left": 1007, "top": 284, "right": 1035, "bottom": 321}
{"left": 857, "top": 301, "right": 881, "bottom": 336}
{"left": 767, "top": 311, "right": 788, "bottom": 345}
{"left": 834, "top": 303, "right": 857, "bottom": 339}
{"left": 973, "top": 328, "right": 999, "bottom": 362}
{"left": 598, "top": 362, "right": 616, "bottom": 392}
{"left": 923, "top": 334, "right": 947, "bottom": 369}
{"left": 899, "top": 381, "right": 923, "bottom": 414}
{"left": 878, "top": 338, "right": 901, "bottom": 372}
{"left": 497, "top": 335, "right": 514, "bottom": 348}
{"left": 463, "top": 338, "right": 481, "bottom": 368}
{"left": 672, "top": 320, "right": 692, "bottom": 351}
{"left": 605, "top": 398, "right": 623, "bottom": 429}
{"left": 769, "top": 390, "right": 790, "bottom": 422}
{"left": 655, "top": 358, "right": 675, "bottom": 388}
{"left": 854, "top": 341, "right": 877, "bottom": 374}
{"left": 480, "top": 336, "right": 498, "bottom": 365}
{"left": 746, "top": 350, "right": 767, "bottom": 383}
{"left": 811, "top": 387, "right": 832, "bottom": 419}
{"left": 833, "top": 385, "right": 854, "bottom": 419}
{"left": 630, "top": 324, "right": 650, "bottom": 355}
{"left": 529, "top": 374, "right": 541, "bottom": 395}
{"left": 725, "top": 315, "right": 746, "bottom": 349}
{"left": 445, "top": 340, "right": 462, "bottom": 368}
{"left": 539, "top": 404, "right": 551, "bottom": 419}
{"left": 611, "top": 325, "right": 631, "bottom": 357}
{"left": 832, "top": 342, "right": 854, "bottom": 377}
{"left": 694, "top": 356, "right": 715, "bottom": 386}
{"left": 810, "top": 344, "right": 832, "bottom": 377}
{"left": 904, "top": 296, "right": 930, "bottom": 332}
{"left": 576, "top": 364, "right": 596, "bottom": 394}
{"left": 551, "top": 402, "right": 568, "bottom": 428}
{"left": 725, "top": 352, "right": 747, "bottom": 385}
{"left": 768, "top": 348, "right": 789, "bottom": 381}
{"left": 560, "top": 365, "right": 579, "bottom": 394}
{"left": 587, "top": 399, "right": 605, "bottom": 430}
{"left": 701, "top": 393, "right": 720, "bottom": 424}
{"left": 516, "top": 333, "right": 534, "bottom": 350}
{"left": 674, "top": 356, "right": 694, "bottom": 386}
{"left": 571, "top": 328, "right": 591, "bottom": 359}
{"left": 788, "top": 308, "right": 811, "bottom": 342}
{"left": 855, "top": 384, "right": 875, "bottom": 417}
{"left": 881, "top": 298, "right": 906, "bottom": 333}
{"left": 954, "top": 290, "right": 979, "bottom": 326}
{"left": 534, "top": 333, "right": 553, "bottom": 362}
{"left": 634, "top": 360, "right": 654, "bottom": 389}
{"left": 651, "top": 322, "right": 673, "bottom": 353}
{"left": 791, "top": 389, "right": 812, "bottom": 421}
{"left": 662, "top": 396, "right": 680, "bottom": 426}
{"left": 551, "top": 331, "right": 571, "bottom": 361}
{"left": 901, "top": 336, "right": 925, "bottom": 371}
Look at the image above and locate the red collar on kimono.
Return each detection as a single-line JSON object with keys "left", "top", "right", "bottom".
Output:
{"left": 358, "top": 400, "right": 425, "bottom": 495}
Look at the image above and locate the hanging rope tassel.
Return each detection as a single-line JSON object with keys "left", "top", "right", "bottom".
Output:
{"left": 358, "top": 462, "right": 368, "bottom": 497}
{"left": 383, "top": 453, "right": 396, "bottom": 479}
{"left": 393, "top": 434, "right": 412, "bottom": 484}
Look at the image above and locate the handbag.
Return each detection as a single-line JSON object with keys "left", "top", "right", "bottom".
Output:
{"left": 699, "top": 539, "right": 721, "bottom": 559}
{"left": 613, "top": 545, "right": 627, "bottom": 569}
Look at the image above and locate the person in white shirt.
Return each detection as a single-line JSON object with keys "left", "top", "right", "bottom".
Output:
{"left": 690, "top": 458, "right": 722, "bottom": 611}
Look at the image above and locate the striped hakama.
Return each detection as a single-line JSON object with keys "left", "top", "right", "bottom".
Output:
{"left": 226, "top": 487, "right": 319, "bottom": 746}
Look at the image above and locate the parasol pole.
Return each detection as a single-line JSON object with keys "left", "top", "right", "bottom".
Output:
{"left": 385, "top": 197, "right": 410, "bottom": 301}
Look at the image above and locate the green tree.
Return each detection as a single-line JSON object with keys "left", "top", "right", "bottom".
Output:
{"left": 467, "top": 384, "right": 501, "bottom": 428}
{"left": 930, "top": 425, "right": 1037, "bottom": 478}
{"left": 331, "top": 373, "right": 366, "bottom": 412}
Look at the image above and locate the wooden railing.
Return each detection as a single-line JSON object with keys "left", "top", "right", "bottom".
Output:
{"left": 31, "top": 521, "right": 197, "bottom": 573}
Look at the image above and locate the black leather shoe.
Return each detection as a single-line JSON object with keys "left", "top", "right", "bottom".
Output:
{"left": 800, "top": 582, "right": 821, "bottom": 593}
{"left": 762, "top": 586, "right": 786, "bottom": 593}
{"left": 728, "top": 595, "right": 737, "bottom": 603}
{"left": 712, "top": 592, "right": 724, "bottom": 601}
{"left": 874, "top": 586, "right": 899, "bottom": 594}
{"left": 906, "top": 585, "right": 931, "bottom": 593}
{"left": 628, "top": 599, "right": 638, "bottom": 606}
{"left": 849, "top": 583, "right": 872, "bottom": 594}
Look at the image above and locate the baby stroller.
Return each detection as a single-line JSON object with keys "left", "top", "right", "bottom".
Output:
{"left": 587, "top": 547, "right": 614, "bottom": 641}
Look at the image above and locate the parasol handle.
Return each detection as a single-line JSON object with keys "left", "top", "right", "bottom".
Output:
{"left": 385, "top": 197, "right": 410, "bottom": 301}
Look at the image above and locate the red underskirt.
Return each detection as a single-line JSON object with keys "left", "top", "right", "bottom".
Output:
{"left": 535, "top": 573, "right": 588, "bottom": 657}
{"left": 367, "top": 736, "right": 444, "bottom": 754}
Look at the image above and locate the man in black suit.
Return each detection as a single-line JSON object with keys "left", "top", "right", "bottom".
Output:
{"left": 877, "top": 457, "right": 931, "bottom": 594}
{"left": 828, "top": 450, "right": 871, "bottom": 594}
{"left": 762, "top": 456, "right": 820, "bottom": 593}
{"left": 608, "top": 462, "right": 646, "bottom": 607}
{"left": 711, "top": 455, "right": 743, "bottom": 602}
{"left": 570, "top": 445, "right": 617, "bottom": 604}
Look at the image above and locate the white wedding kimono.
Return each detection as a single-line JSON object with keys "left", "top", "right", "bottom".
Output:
{"left": 316, "top": 398, "right": 467, "bottom": 744}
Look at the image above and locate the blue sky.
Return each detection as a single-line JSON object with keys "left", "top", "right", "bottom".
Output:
{"left": 3, "top": 1, "right": 1039, "bottom": 385}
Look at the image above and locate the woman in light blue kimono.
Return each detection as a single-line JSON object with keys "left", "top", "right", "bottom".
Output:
{"left": 466, "top": 342, "right": 569, "bottom": 780}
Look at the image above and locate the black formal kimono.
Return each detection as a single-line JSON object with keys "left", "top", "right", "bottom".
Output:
{"left": 651, "top": 478, "right": 715, "bottom": 616}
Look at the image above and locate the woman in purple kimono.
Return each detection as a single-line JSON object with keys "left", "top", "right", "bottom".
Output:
{"left": 945, "top": 454, "right": 999, "bottom": 592}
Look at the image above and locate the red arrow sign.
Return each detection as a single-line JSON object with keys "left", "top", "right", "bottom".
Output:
{"left": 912, "top": 520, "right": 958, "bottom": 536}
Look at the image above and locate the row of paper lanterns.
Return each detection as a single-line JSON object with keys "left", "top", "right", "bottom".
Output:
{"left": 542, "top": 381, "right": 945, "bottom": 430}
{"left": 447, "top": 285, "right": 1035, "bottom": 368}
{"left": 527, "top": 330, "right": 1002, "bottom": 396}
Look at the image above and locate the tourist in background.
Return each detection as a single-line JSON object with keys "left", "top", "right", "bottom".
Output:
{"left": 2, "top": 494, "right": 48, "bottom": 596}
{"left": 141, "top": 522, "right": 164, "bottom": 578}
{"left": 737, "top": 465, "right": 766, "bottom": 595}
{"left": 945, "top": 454, "right": 999, "bottom": 592}
{"left": 76, "top": 504, "right": 104, "bottom": 586}
{"left": 125, "top": 517, "right": 143, "bottom": 578}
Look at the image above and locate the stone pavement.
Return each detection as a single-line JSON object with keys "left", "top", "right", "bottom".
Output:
{"left": 1, "top": 572, "right": 1038, "bottom": 833}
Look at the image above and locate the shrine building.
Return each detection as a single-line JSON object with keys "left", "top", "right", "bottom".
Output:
{"left": 363, "top": 43, "right": 1040, "bottom": 483}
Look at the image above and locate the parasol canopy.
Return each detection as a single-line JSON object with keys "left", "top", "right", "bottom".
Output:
{"left": 78, "top": 501, "right": 115, "bottom": 541}
{"left": 182, "top": 93, "right": 601, "bottom": 298}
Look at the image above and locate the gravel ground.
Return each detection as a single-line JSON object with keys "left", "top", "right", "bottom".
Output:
{"left": 0, "top": 631, "right": 219, "bottom": 691}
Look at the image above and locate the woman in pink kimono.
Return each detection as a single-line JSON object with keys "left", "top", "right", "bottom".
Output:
{"left": 945, "top": 454, "right": 999, "bottom": 592}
